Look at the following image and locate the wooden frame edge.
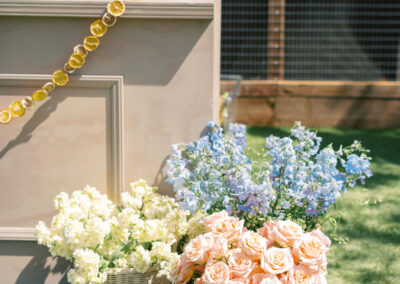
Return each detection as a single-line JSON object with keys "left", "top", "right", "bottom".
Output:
{"left": 0, "top": 227, "right": 36, "bottom": 241}
{"left": 0, "top": 74, "right": 125, "bottom": 240}
{"left": 0, "top": 0, "right": 214, "bottom": 19}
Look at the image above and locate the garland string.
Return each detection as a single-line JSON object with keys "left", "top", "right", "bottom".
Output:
{"left": 0, "top": 0, "right": 126, "bottom": 125}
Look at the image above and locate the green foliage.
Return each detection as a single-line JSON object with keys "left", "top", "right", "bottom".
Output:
{"left": 177, "top": 234, "right": 189, "bottom": 255}
{"left": 247, "top": 126, "right": 400, "bottom": 284}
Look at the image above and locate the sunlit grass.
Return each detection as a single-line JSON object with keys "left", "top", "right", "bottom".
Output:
{"left": 246, "top": 126, "right": 400, "bottom": 284}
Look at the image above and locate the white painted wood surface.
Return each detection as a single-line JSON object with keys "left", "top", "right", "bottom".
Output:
{"left": 0, "top": 1, "right": 219, "bottom": 281}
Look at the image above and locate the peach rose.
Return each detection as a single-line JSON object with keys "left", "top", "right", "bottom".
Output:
{"left": 310, "top": 271, "right": 328, "bottom": 284}
{"left": 227, "top": 279, "right": 251, "bottom": 284}
{"left": 269, "top": 220, "right": 304, "bottom": 248}
{"left": 257, "top": 220, "right": 278, "bottom": 239}
{"left": 204, "top": 232, "right": 229, "bottom": 259}
{"left": 281, "top": 265, "right": 313, "bottom": 284}
{"left": 184, "top": 235, "right": 209, "bottom": 263}
{"left": 227, "top": 248, "right": 255, "bottom": 278}
{"left": 310, "top": 229, "right": 331, "bottom": 250}
{"left": 208, "top": 215, "right": 244, "bottom": 244}
{"left": 292, "top": 234, "right": 328, "bottom": 272}
{"left": 239, "top": 231, "right": 267, "bottom": 261}
{"left": 249, "top": 263, "right": 265, "bottom": 277}
{"left": 201, "top": 261, "right": 230, "bottom": 284}
{"left": 252, "top": 273, "right": 281, "bottom": 284}
{"left": 203, "top": 211, "right": 229, "bottom": 231}
{"left": 169, "top": 256, "right": 194, "bottom": 284}
{"left": 261, "top": 247, "right": 294, "bottom": 275}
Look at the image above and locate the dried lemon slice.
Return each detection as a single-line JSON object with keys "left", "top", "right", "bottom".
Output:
{"left": 102, "top": 12, "right": 117, "bottom": 27}
{"left": 73, "top": 44, "right": 88, "bottom": 57}
{"left": 69, "top": 53, "right": 86, "bottom": 68}
{"left": 42, "top": 82, "right": 56, "bottom": 92}
{"left": 0, "top": 109, "right": 13, "bottom": 124}
{"left": 52, "top": 70, "right": 69, "bottom": 86}
{"left": 84, "top": 36, "right": 100, "bottom": 52}
{"left": 9, "top": 100, "right": 25, "bottom": 117}
{"left": 90, "top": 19, "right": 108, "bottom": 37}
{"left": 21, "top": 96, "right": 34, "bottom": 110}
{"left": 32, "top": 89, "right": 48, "bottom": 101}
{"left": 107, "top": 0, "right": 125, "bottom": 17}
{"left": 64, "top": 63, "right": 76, "bottom": 74}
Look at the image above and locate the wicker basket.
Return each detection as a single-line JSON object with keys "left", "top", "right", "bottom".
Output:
{"left": 105, "top": 269, "right": 171, "bottom": 284}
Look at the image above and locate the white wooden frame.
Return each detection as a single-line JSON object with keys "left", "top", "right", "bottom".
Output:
{"left": 0, "top": 74, "right": 124, "bottom": 241}
{"left": 0, "top": 0, "right": 214, "bottom": 19}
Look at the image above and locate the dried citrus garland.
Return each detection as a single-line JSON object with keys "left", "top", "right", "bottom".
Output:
{"left": 0, "top": 0, "right": 126, "bottom": 125}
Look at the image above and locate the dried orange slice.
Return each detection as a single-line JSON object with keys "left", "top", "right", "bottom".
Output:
{"left": 84, "top": 36, "right": 100, "bottom": 52}
{"left": 9, "top": 100, "right": 25, "bottom": 117}
{"left": 69, "top": 53, "right": 85, "bottom": 68}
{"left": 107, "top": 0, "right": 125, "bottom": 17}
{"left": 102, "top": 12, "right": 117, "bottom": 27}
{"left": 73, "top": 44, "right": 88, "bottom": 57}
{"left": 32, "top": 89, "right": 48, "bottom": 101}
{"left": 90, "top": 19, "right": 108, "bottom": 37}
{"left": 0, "top": 109, "right": 13, "bottom": 124}
{"left": 21, "top": 96, "right": 34, "bottom": 110}
{"left": 42, "top": 82, "right": 55, "bottom": 92}
{"left": 52, "top": 70, "right": 69, "bottom": 86}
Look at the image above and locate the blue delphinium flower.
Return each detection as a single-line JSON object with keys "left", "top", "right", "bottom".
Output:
{"left": 229, "top": 123, "right": 247, "bottom": 152}
{"left": 345, "top": 154, "right": 373, "bottom": 177}
{"left": 165, "top": 121, "right": 372, "bottom": 230}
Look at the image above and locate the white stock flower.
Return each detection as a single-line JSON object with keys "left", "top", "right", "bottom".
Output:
{"left": 37, "top": 180, "right": 197, "bottom": 280}
{"left": 121, "top": 192, "right": 142, "bottom": 209}
{"left": 187, "top": 210, "right": 207, "bottom": 239}
{"left": 130, "top": 179, "right": 154, "bottom": 199}
{"left": 115, "top": 254, "right": 129, "bottom": 268}
{"left": 35, "top": 221, "right": 50, "bottom": 246}
{"left": 130, "top": 246, "right": 152, "bottom": 273}
{"left": 140, "top": 219, "right": 173, "bottom": 243}
{"left": 54, "top": 192, "right": 68, "bottom": 210}
{"left": 164, "top": 208, "right": 189, "bottom": 239}
{"left": 150, "top": 242, "right": 172, "bottom": 260}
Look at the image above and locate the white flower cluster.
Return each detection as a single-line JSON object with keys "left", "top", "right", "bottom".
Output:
{"left": 68, "top": 249, "right": 107, "bottom": 284}
{"left": 36, "top": 180, "right": 204, "bottom": 284}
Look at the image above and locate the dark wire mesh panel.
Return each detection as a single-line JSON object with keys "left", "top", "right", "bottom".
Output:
{"left": 285, "top": 0, "right": 400, "bottom": 81}
{"left": 221, "top": 0, "right": 400, "bottom": 81}
{"left": 221, "top": 0, "right": 269, "bottom": 79}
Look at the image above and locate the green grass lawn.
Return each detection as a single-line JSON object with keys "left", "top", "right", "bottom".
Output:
{"left": 246, "top": 126, "right": 400, "bottom": 284}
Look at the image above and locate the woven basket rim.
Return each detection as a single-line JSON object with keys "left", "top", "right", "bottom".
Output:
{"left": 106, "top": 267, "right": 158, "bottom": 275}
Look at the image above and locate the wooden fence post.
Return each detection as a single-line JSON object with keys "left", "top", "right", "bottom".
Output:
{"left": 268, "top": 0, "right": 285, "bottom": 80}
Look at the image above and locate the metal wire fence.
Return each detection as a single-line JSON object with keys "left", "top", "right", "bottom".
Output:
{"left": 221, "top": 0, "right": 400, "bottom": 81}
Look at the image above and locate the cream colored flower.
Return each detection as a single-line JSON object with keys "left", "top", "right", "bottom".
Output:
{"left": 281, "top": 265, "right": 313, "bottom": 284}
{"left": 227, "top": 248, "right": 255, "bottom": 279}
{"left": 205, "top": 212, "right": 243, "bottom": 244}
{"left": 184, "top": 235, "right": 209, "bottom": 263}
{"left": 269, "top": 220, "right": 304, "bottom": 248}
{"left": 309, "top": 229, "right": 331, "bottom": 250}
{"left": 35, "top": 221, "right": 51, "bottom": 246}
{"left": 37, "top": 180, "right": 196, "bottom": 281}
{"left": 169, "top": 255, "right": 194, "bottom": 284}
{"left": 130, "top": 245, "right": 152, "bottom": 273}
{"left": 257, "top": 220, "right": 278, "bottom": 239}
{"left": 252, "top": 273, "right": 281, "bottom": 284}
{"left": 187, "top": 210, "right": 207, "bottom": 239}
{"left": 239, "top": 231, "right": 267, "bottom": 261}
{"left": 292, "top": 234, "right": 328, "bottom": 272}
{"left": 261, "top": 247, "right": 294, "bottom": 275}
{"left": 201, "top": 261, "right": 230, "bottom": 284}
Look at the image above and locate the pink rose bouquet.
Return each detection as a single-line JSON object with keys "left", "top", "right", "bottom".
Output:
{"left": 170, "top": 211, "right": 330, "bottom": 284}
